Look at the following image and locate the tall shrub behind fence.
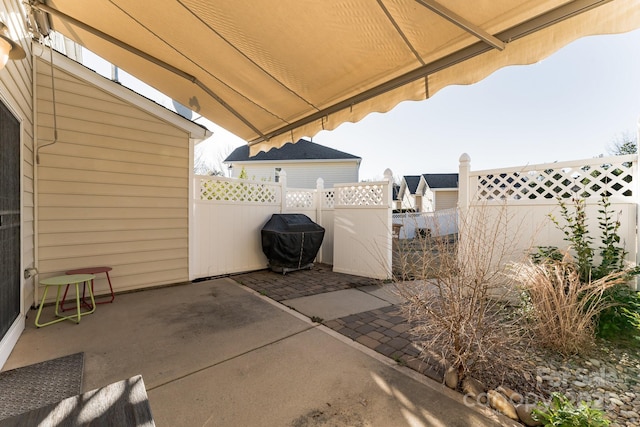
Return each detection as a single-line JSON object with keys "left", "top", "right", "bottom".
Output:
{"left": 458, "top": 153, "right": 638, "bottom": 284}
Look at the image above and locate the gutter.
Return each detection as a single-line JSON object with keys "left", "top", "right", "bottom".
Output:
{"left": 228, "top": 158, "right": 361, "bottom": 165}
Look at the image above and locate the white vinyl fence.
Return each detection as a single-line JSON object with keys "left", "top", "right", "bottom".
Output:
{"left": 285, "top": 179, "right": 336, "bottom": 264}
{"left": 458, "top": 153, "right": 638, "bottom": 287}
{"left": 392, "top": 208, "right": 458, "bottom": 239}
{"left": 333, "top": 170, "right": 394, "bottom": 279}
{"left": 190, "top": 176, "right": 282, "bottom": 279}
{"left": 190, "top": 171, "right": 393, "bottom": 280}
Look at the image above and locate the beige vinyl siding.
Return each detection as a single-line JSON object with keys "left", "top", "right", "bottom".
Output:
{"left": 401, "top": 192, "right": 415, "bottom": 211}
{"left": 0, "top": 0, "right": 35, "bottom": 312}
{"left": 35, "top": 58, "right": 190, "bottom": 294}
{"left": 235, "top": 161, "right": 359, "bottom": 188}
{"left": 434, "top": 190, "right": 459, "bottom": 211}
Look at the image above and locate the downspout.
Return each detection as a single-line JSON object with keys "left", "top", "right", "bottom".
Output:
{"left": 188, "top": 137, "right": 195, "bottom": 281}
{"left": 31, "top": 41, "right": 39, "bottom": 307}
{"left": 30, "top": 40, "right": 58, "bottom": 307}
{"left": 35, "top": 42, "right": 57, "bottom": 163}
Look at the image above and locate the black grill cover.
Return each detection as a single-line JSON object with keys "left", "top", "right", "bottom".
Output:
{"left": 261, "top": 214, "right": 325, "bottom": 272}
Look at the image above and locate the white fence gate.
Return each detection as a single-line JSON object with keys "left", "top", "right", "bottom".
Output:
{"left": 333, "top": 171, "right": 394, "bottom": 279}
{"left": 458, "top": 153, "right": 638, "bottom": 287}
{"left": 190, "top": 171, "right": 393, "bottom": 280}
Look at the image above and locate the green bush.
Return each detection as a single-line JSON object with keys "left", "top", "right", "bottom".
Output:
{"left": 598, "top": 286, "right": 640, "bottom": 339}
{"left": 551, "top": 197, "right": 594, "bottom": 281}
{"left": 531, "top": 196, "right": 640, "bottom": 338}
{"left": 532, "top": 392, "right": 609, "bottom": 427}
{"left": 530, "top": 246, "right": 564, "bottom": 265}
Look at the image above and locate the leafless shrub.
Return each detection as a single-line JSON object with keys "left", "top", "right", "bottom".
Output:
{"left": 393, "top": 203, "right": 530, "bottom": 385}
{"left": 511, "top": 252, "right": 629, "bottom": 356}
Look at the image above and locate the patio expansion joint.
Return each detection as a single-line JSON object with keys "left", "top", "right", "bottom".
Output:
{"left": 145, "top": 325, "right": 317, "bottom": 392}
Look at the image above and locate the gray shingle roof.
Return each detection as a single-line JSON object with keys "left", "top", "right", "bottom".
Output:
{"left": 402, "top": 173, "right": 459, "bottom": 194}
{"left": 224, "top": 139, "right": 361, "bottom": 162}
{"left": 422, "top": 173, "right": 458, "bottom": 189}
{"left": 404, "top": 176, "right": 422, "bottom": 194}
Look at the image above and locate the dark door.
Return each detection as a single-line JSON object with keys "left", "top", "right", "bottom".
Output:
{"left": 0, "top": 100, "right": 21, "bottom": 339}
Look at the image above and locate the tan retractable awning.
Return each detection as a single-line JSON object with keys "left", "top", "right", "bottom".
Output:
{"left": 29, "top": 0, "right": 640, "bottom": 154}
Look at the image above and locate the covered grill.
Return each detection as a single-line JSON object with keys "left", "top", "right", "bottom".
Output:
{"left": 261, "top": 214, "right": 325, "bottom": 274}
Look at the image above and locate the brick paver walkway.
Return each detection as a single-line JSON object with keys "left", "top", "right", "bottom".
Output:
{"left": 324, "top": 306, "right": 444, "bottom": 382}
{"left": 234, "top": 265, "right": 445, "bottom": 383}
{"left": 234, "top": 263, "right": 380, "bottom": 301}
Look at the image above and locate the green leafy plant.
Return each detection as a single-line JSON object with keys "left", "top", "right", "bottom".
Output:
{"left": 532, "top": 392, "right": 609, "bottom": 427}
{"left": 536, "top": 196, "right": 640, "bottom": 338}
{"left": 530, "top": 246, "right": 564, "bottom": 266}
{"left": 549, "top": 197, "right": 593, "bottom": 281}
{"left": 593, "top": 197, "right": 627, "bottom": 279}
{"left": 545, "top": 196, "right": 635, "bottom": 282}
{"left": 598, "top": 286, "right": 640, "bottom": 339}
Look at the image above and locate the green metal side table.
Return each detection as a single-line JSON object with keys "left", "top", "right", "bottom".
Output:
{"left": 35, "top": 274, "right": 96, "bottom": 327}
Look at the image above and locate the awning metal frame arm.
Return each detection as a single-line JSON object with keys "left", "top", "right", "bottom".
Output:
{"left": 29, "top": 1, "right": 266, "bottom": 141}
{"left": 414, "top": 0, "right": 505, "bottom": 50}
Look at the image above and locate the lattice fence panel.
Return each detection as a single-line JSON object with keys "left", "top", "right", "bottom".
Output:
{"left": 474, "top": 161, "right": 634, "bottom": 202}
{"left": 200, "top": 178, "right": 280, "bottom": 203}
{"left": 322, "top": 190, "right": 335, "bottom": 209}
{"left": 336, "top": 184, "right": 385, "bottom": 206}
{"left": 286, "top": 190, "right": 314, "bottom": 208}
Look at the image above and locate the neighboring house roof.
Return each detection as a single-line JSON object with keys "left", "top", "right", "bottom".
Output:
{"left": 403, "top": 176, "right": 422, "bottom": 194}
{"left": 422, "top": 173, "right": 459, "bottom": 189}
{"left": 224, "top": 139, "right": 361, "bottom": 163}
{"left": 399, "top": 173, "right": 459, "bottom": 198}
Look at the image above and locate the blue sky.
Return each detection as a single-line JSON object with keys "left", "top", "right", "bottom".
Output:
{"left": 84, "top": 28, "right": 640, "bottom": 181}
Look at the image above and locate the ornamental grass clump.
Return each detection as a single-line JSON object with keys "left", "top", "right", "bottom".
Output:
{"left": 512, "top": 252, "right": 629, "bottom": 356}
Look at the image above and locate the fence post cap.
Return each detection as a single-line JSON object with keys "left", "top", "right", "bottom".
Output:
{"left": 383, "top": 168, "right": 393, "bottom": 180}
{"left": 459, "top": 153, "right": 471, "bottom": 163}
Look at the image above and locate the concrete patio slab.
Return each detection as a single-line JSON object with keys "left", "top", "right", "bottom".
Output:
{"left": 282, "top": 288, "right": 391, "bottom": 321}
{"left": 4, "top": 278, "right": 515, "bottom": 426}
{"left": 147, "top": 326, "right": 503, "bottom": 427}
{"left": 4, "top": 278, "right": 311, "bottom": 391}
{"left": 359, "top": 283, "right": 406, "bottom": 305}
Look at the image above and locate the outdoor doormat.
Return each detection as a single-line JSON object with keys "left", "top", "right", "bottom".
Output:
{"left": 0, "top": 352, "right": 84, "bottom": 420}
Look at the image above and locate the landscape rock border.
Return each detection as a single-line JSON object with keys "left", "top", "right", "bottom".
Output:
{"left": 441, "top": 342, "right": 640, "bottom": 426}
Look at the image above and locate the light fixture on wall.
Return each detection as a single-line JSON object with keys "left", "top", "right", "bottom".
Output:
{"left": 0, "top": 22, "right": 26, "bottom": 70}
